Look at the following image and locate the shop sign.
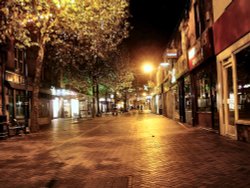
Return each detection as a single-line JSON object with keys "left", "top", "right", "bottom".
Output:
{"left": 165, "top": 49, "right": 178, "bottom": 59}
{"left": 188, "top": 28, "right": 214, "bottom": 70}
{"left": 163, "top": 81, "right": 170, "bottom": 92}
{"left": 188, "top": 40, "right": 203, "bottom": 70}
{"left": 51, "top": 87, "right": 77, "bottom": 96}
{"left": 5, "top": 71, "right": 25, "bottom": 84}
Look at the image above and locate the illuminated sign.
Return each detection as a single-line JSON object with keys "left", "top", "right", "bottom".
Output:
{"left": 160, "top": 62, "right": 170, "bottom": 67}
{"left": 188, "top": 41, "right": 202, "bottom": 70}
{"left": 51, "top": 87, "right": 77, "bottom": 96}
{"left": 165, "top": 49, "right": 178, "bottom": 59}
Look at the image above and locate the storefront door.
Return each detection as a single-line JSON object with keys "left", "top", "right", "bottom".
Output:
{"left": 222, "top": 59, "right": 236, "bottom": 137}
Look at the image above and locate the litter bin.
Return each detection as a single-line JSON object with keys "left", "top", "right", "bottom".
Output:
{"left": 0, "top": 115, "right": 8, "bottom": 139}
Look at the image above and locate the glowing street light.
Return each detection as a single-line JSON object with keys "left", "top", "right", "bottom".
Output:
{"left": 143, "top": 64, "right": 153, "bottom": 73}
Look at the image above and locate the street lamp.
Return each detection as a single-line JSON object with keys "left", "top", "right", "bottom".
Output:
{"left": 141, "top": 63, "right": 155, "bottom": 111}
{"left": 143, "top": 63, "right": 154, "bottom": 73}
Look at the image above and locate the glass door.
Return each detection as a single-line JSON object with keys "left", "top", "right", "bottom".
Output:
{"left": 224, "top": 66, "right": 235, "bottom": 125}
{"left": 222, "top": 58, "right": 236, "bottom": 136}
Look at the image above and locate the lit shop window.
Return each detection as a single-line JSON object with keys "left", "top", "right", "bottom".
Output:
{"left": 184, "top": 76, "right": 192, "bottom": 110}
{"left": 71, "top": 99, "right": 79, "bottom": 118}
{"left": 173, "top": 86, "right": 179, "bottom": 111}
{"left": 16, "top": 90, "right": 25, "bottom": 118}
{"left": 196, "top": 70, "right": 211, "bottom": 112}
{"left": 236, "top": 46, "right": 250, "bottom": 120}
{"left": 53, "top": 98, "right": 60, "bottom": 118}
{"left": 64, "top": 100, "right": 71, "bottom": 118}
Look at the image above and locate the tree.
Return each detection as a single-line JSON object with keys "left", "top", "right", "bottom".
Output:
{"left": 0, "top": 0, "right": 130, "bottom": 132}
{"left": 46, "top": 44, "right": 134, "bottom": 115}
{"left": 112, "top": 48, "right": 134, "bottom": 88}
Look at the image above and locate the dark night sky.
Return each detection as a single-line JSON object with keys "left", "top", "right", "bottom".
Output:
{"left": 125, "top": 0, "right": 187, "bottom": 69}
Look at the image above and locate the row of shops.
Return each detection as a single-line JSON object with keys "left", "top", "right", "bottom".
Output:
{"left": 2, "top": 85, "right": 94, "bottom": 126}
{"left": 153, "top": 58, "right": 219, "bottom": 130}
{"left": 151, "top": 0, "right": 250, "bottom": 142}
{"left": 50, "top": 87, "right": 93, "bottom": 119}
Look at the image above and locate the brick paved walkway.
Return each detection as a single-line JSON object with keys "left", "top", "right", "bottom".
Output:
{"left": 0, "top": 110, "right": 250, "bottom": 187}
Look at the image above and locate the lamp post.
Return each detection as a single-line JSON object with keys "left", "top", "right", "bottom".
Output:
{"left": 142, "top": 63, "right": 154, "bottom": 80}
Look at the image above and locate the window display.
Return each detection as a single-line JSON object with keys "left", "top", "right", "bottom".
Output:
{"left": 236, "top": 46, "right": 250, "bottom": 120}
{"left": 8, "top": 89, "right": 14, "bottom": 119}
{"left": 184, "top": 76, "right": 192, "bottom": 110}
{"left": 173, "top": 86, "right": 179, "bottom": 111}
{"left": 63, "top": 100, "right": 71, "bottom": 118}
{"left": 16, "top": 90, "right": 25, "bottom": 118}
{"left": 196, "top": 69, "right": 211, "bottom": 111}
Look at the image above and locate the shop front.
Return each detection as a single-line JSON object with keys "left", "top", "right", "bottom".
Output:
{"left": 51, "top": 87, "right": 79, "bottom": 119}
{"left": 216, "top": 41, "right": 250, "bottom": 141}
{"left": 5, "top": 79, "right": 52, "bottom": 126}
{"left": 175, "top": 53, "right": 189, "bottom": 124}
{"left": 184, "top": 75, "right": 193, "bottom": 125}
{"left": 213, "top": 0, "right": 250, "bottom": 141}
{"left": 5, "top": 77, "right": 28, "bottom": 126}
{"left": 191, "top": 61, "right": 218, "bottom": 130}
{"left": 163, "top": 82, "right": 179, "bottom": 120}
{"left": 79, "top": 98, "right": 92, "bottom": 118}
{"left": 187, "top": 28, "right": 219, "bottom": 130}
{"left": 172, "top": 84, "right": 180, "bottom": 120}
{"left": 99, "top": 97, "right": 112, "bottom": 113}
{"left": 235, "top": 46, "right": 250, "bottom": 141}
{"left": 151, "top": 85, "right": 162, "bottom": 114}
{"left": 51, "top": 87, "right": 93, "bottom": 119}
{"left": 162, "top": 80, "right": 170, "bottom": 118}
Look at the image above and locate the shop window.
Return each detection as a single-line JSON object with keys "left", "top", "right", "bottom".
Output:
{"left": 8, "top": 89, "right": 14, "bottom": 119}
{"left": 196, "top": 70, "right": 211, "bottom": 111}
{"left": 63, "top": 100, "right": 71, "bottom": 118}
{"left": 227, "top": 67, "right": 235, "bottom": 125}
{"left": 184, "top": 76, "right": 192, "bottom": 110}
{"left": 39, "top": 99, "right": 50, "bottom": 118}
{"left": 173, "top": 86, "right": 179, "bottom": 111}
{"left": 16, "top": 90, "right": 25, "bottom": 118}
{"left": 236, "top": 46, "right": 250, "bottom": 120}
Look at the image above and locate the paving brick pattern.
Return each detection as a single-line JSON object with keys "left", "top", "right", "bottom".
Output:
{"left": 0, "top": 111, "right": 250, "bottom": 188}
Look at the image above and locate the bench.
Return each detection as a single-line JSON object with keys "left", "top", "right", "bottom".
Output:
{"left": 7, "top": 119, "right": 26, "bottom": 136}
{"left": 0, "top": 116, "right": 8, "bottom": 139}
{"left": 0, "top": 122, "right": 8, "bottom": 139}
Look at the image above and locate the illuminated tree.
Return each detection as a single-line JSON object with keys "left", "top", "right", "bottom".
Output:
{"left": 0, "top": 0, "right": 129, "bottom": 131}
{"left": 47, "top": 44, "right": 134, "bottom": 115}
